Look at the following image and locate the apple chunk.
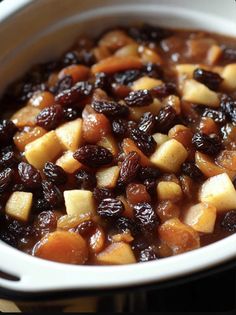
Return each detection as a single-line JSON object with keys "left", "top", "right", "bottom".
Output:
{"left": 64, "top": 190, "right": 95, "bottom": 216}
{"left": 24, "top": 131, "right": 62, "bottom": 169}
{"left": 184, "top": 202, "right": 217, "bottom": 233}
{"left": 222, "top": 63, "right": 236, "bottom": 91}
{"left": 55, "top": 118, "right": 83, "bottom": 151}
{"left": 159, "top": 218, "right": 200, "bottom": 254}
{"left": 96, "top": 242, "right": 136, "bottom": 265}
{"left": 96, "top": 166, "right": 120, "bottom": 189}
{"left": 199, "top": 173, "right": 236, "bottom": 212}
{"left": 182, "top": 79, "right": 219, "bottom": 107}
{"left": 157, "top": 181, "right": 183, "bottom": 202}
{"left": 56, "top": 151, "right": 83, "bottom": 174}
{"left": 5, "top": 191, "right": 33, "bottom": 221}
{"left": 150, "top": 139, "right": 188, "bottom": 173}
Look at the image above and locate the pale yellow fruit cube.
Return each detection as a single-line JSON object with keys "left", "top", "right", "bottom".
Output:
{"left": 5, "top": 192, "right": 33, "bottom": 221}
{"left": 24, "top": 131, "right": 63, "bottom": 169}
{"left": 175, "top": 64, "right": 200, "bottom": 79}
{"left": 97, "top": 242, "right": 136, "bottom": 265}
{"left": 97, "top": 135, "right": 119, "bottom": 156}
{"left": 129, "top": 98, "right": 162, "bottom": 121}
{"left": 157, "top": 181, "right": 183, "bottom": 202}
{"left": 184, "top": 202, "right": 216, "bottom": 233}
{"left": 152, "top": 133, "right": 169, "bottom": 147}
{"left": 96, "top": 166, "right": 120, "bottom": 189}
{"left": 64, "top": 190, "right": 95, "bottom": 216}
{"left": 182, "top": 79, "right": 219, "bottom": 107}
{"left": 55, "top": 118, "right": 83, "bottom": 151}
{"left": 207, "top": 45, "right": 222, "bottom": 65}
{"left": 132, "top": 76, "right": 163, "bottom": 90}
{"left": 114, "top": 44, "right": 139, "bottom": 57}
{"left": 199, "top": 173, "right": 236, "bottom": 212}
{"left": 56, "top": 151, "right": 82, "bottom": 174}
{"left": 222, "top": 64, "right": 236, "bottom": 91}
{"left": 150, "top": 139, "right": 188, "bottom": 173}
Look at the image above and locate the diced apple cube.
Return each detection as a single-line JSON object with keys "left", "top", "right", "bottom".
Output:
{"left": 182, "top": 79, "right": 220, "bottom": 107}
{"left": 159, "top": 218, "right": 200, "bottom": 254}
{"left": 199, "top": 173, "right": 236, "bottom": 212}
{"left": 157, "top": 181, "right": 183, "bottom": 202}
{"left": 64, "top": 190, "right": 95, "bottom": 217}
{"left": 222, "top": 64, "right": 236, "bottom": 91}
{"left": 152, "top": 133, "right": 169, "bottom": 147}
{"left": 207, "top": 45, "right": 222, "bottom": 65}
{"left": 56, "top": 151, "right": 83, "bottom": 174}
{"left": 24, "top": 131, "right": 62, "bottom": 169}
{"left": 55, "top": 118, "right": 83, "bottom": 151}
{"left": 97, "top": 135, "right": 119, "bottom": 156}
{"left": 150, "top": 139, "right": 188, "bottom": 173}
{"left": 132, "top": 76, "right": 163, "bottom": 90}
{"left": 184, "top": 202, "right": 216, "bottom": 233}
{"left": 96, "top": 166, "right": 120, "bottom": 189}
{"left": 11, "top": 106, "right": 40, "bottom": 128}
{"left": 96, "top": 242, "right": 136, "bottom": 265}
{"left": 5, "top": 191, "right": 33, "bottom": 221}
{"left": 129, "top": 98, "right": 162, "bottom": 121}
{"left": 175, "top": 64, "right": 200, "bottom": 79}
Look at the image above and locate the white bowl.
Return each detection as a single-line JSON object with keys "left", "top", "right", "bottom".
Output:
{"left": 0, "top": 0, "right": 236, "bottom": 296}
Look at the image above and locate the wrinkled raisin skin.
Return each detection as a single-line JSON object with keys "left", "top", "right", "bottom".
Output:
{"left": 202, "top": 108, "right": 226, "bottom": 124}
{"left": 75, "top": 169, "right": 97, "bottom": 190}
{"left": 36, "top": 104, "right": 64, "bottom": 130}
{"left": 114, "top": 70, "right": 141, "bottom": 85}
{"left": 138, "top": 112, "right": 156, "bottom": 134}
{"left": 155, "top": 106, "right": 177, "bottom": 133}
{"left": 130, "top": 128, "right": 156, "bottom": 156}
{"left": 92, "top": 100, "right": 129, "bottom": 117}
{"left": 133, "top": 202, "right": 158, "bottom": 232}
{"left": 221, "top": 211, "right": 236, "bottom": 232}
{"left": 128, "top": 23, "right": 172, "bottom": 43}
{"left": 138, "top": 166, "right": 160, "bottom": 181}
{"left": 43, "top": 162, "right": 67, "bottom": 185}
{"left": 73, "top": 145, "right": 113, "bottom": 168}
{"left": 193, "top": 68, "right": 223, "bottom": 91}
{"left": 112, "top": 119, "right": 127, "bottom": 138}
{"left": 97, "top": 198, "right": 124, "bottom": 218}
{"left": 0, "top": 120, "right": 18, "bottom": 146}
{"left": 119, "top": 151, "right": 140, "bottom": 185}
{"left": 115, "top": 216, "right": 139, "bottom": 236}
{"left": 181, "top": 162, "right": 203, "bottom": 180}
{"left": 151, "top": 83, "right": 177, "bottom": 98}
{"left": 192, "top": 133, "right": 222, "bottom": 156}
{"left": 42, "top": 180, "right": 63, "bottom": 208}
{"left": 63, "top": 107, "right": 81, "bottom": 121}
{"left": 0, "top": 168, "right": 14, "bottom": 193}
{"left": 18, "top": 162, "right": 42, "bottom": 189}
{"left": 124, "top": 89, "right": 153, "bottom": 107}
{"left": 93, "top": 187, "right": 115, "bottom": 203}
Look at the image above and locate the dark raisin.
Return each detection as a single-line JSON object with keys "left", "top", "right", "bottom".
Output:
{"left": 112, "top": 119, "right": 127, "bottom": 137}
{"left": 124, "top": 89, "right": 153, "bottom": 107}
{"left": 55, "top": 81, "right": 93, "bottom": 106}
{"left": 0, "top": 168, "right": 14, "bottom": 193}
{"left": 113, "top": 70, "right": 141, "bottom": 85}
{"left": 73, "top": 145, "right": 113, "bottom": 168}
{"left": 151, "top": 82, "right": 177, "bottom": 98}
{"left": 52, "top": 75, "right": 73, "bottom": 94}
{"left": 18, "top": 162, "right": 42, "bottom": 189}
{"left": 43, "top": 162, "right": 67, "bottom": 185}
{"left": 142, "top": 63, "right": 164, "bottom": 79}
{"left": 129, "top": 23, "right": 172, "bottom": 43}
{"left": 0, "top": 231, "right": 17, "bottom": 247}
{"left": 42, "top": 180, "right": 63, "bottom": 208}
{"left": 34, "top": 211, "right": 57, "bottom": 235}
{"left": 115, "top": 216, "right": 139, "bottom": 236}
{"left": 133, "top": 202, "right": 158, "bottom": 232}
{"left": 0, "top": 151, "right": 18, "bottom": 168}
{"left": 0, "top": 120, "right": 17, "bottom": 145}
{"left": 220, "top": 95, "right": 236, "bottom": 124}
{"left": 12, "top": 183, "right": 26, "bottom": 192}
{"left": 202, "top": 108, "right": 226, "bottom": 124}
{"left": 221, "top": 210, "right": 236, "bottom": 232}
{"left": 138, "top": 166, "right": 160, "bottom": 181}
{"left": 127, "top": 120, "right": 138, "bottom": 135}
{"left": 94, "top": 72, "right": 110, "bottom": 90}
{"left": 192, "top": 133, "right": 222, "bottom": 155}
{"left": 75, "top": 169, "right": 97, "bottom": 190}
{"left": 93, "top": 187, "right": 115, "bottom": 203}
{"left": 77, "top": 49, "right": 95, "bottom": 66}
{"left": 75, "top": 220, "right": 96, "bottom": 237}
{"left": 155, "top": 106, "right": 177, "bottom": 133}
{"left": 33, "top": 198, "right": 52, "bottom": 213}
{"left": 137, "top": 246, "right": 157, "bottom": 262}
{"left": 36, "top": 104, "right": 64, "bottom": 130}
{"left": 143, "top": 179, "right": 157, "bottom": 196}
{"left": 91, "top": 100, "right": 129, "bottom": 117}
{"left": 181, "top": 162, "right": 203, "bottom": 179}
{"left": 130, "top": 128, "right": 156, "bottom": 156}
{"left": 63, "top": 107, "right": 81, "bottom": 121}
{"left": 138, "top": 112, "right": 156, "bottom": 134}
{"left": 193, "top": 68, "right": 223, "bottom": 91}
{"left": 221, "top": 47, "right": 236, "bottom": 62}
{"left": 97, "top": 198, "right": 124, "bottom": 218}
{"left": 62, "top": 51, "right": 79, "bottom": 66}
{"left": 119, "top": 152, "right": 140, "bottom": 185}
